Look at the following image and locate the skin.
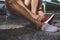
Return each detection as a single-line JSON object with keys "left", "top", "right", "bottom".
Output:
{"left": 6, "top": 0, "right": 45, "bottom": 27}
{"left": 24, "top": 0, "right": 31, "bottom": 7}
{"left": 24, "top": 0, "right": 45, "bottom": 25}
{"left": 24, "top": 0, "right": 45, "bottom": 21}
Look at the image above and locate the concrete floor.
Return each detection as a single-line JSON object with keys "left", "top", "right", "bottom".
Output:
{"left": 0, "top": 15, "right": 31, "bottom": 29}
{"left": 0, "top": 15, "right": 60, "bottom": 40}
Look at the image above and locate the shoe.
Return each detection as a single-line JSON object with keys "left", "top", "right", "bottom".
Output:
{"left": 41, "top": 23, "right": 58, "bottom": 32}
{"left": 42, "top": 14, "right": 54, "bottom": 23}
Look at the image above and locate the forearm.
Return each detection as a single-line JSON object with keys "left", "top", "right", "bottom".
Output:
{"left": 6, "top": 0, "right": 43, "bottom": 27}
{"left": 16, "top": 0, "right": 38, "bottom": 19}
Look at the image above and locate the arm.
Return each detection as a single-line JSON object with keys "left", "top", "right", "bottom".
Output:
{"left": 6, "top": 0, "right": 43, "bottom": 27}
{"left": 16, "top": 0, "right": 38, "bottom": 19}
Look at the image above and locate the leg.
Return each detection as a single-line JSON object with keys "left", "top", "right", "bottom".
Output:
{"left": 6, "top": 0, "right": 43, "bottom": 27}
{"left": 31, "top": 0, "right": 44, "bottom": 21}
{"left": 37, "top": 0, "right": 45, "bottom": 21}
{"left": 31, "top": 0, "right": 39, "bottom": 15}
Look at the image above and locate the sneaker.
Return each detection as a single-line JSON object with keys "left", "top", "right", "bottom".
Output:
{"left": 43, "top": 14, "right": 54, "bottom": 23}
{"left": 41, "top": 23, "right": 58, "bottom": 32}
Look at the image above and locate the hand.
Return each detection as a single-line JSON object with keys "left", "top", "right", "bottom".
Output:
{"left": 38, "top": 11, "right": 45, "bottom": 21}
{"left": 33, "top": 11, "right": 45, "bottom": 22}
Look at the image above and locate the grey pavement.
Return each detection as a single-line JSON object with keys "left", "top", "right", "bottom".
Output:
{"left": 0, "top": 15, "right": 60, "bottom": 40}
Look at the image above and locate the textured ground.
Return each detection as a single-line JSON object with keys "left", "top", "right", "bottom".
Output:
{"left": 0, "top": 28, "right": 60, "bottom": 40}
{"left": 0, "top": 15, "right": 60, "bottom": 40}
